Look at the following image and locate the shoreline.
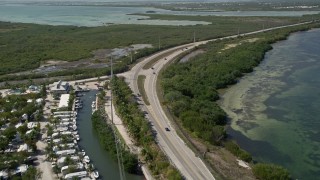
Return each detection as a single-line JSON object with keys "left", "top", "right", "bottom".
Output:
{"left": 217, "top": 28, "right": 320, "bottom": 179}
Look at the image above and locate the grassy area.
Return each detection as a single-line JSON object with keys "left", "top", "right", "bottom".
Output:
{"left": 137, "top": 75, "right": 150, "bottom": 105}
{"left": 142, "top": 48, "right": 181, "bottom": 70}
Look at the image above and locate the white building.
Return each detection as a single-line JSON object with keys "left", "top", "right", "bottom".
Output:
{"left": 58, "top": 94, "right": 70, "bottom": 109}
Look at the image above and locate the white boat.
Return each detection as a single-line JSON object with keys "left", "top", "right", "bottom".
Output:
{"left": 72, "top": 125, "right": 77, "bottom": 131}
{"left": 93, "top": 170, "right": 99, "bottom": 178}
{"left": 75, "top": 104, "right": 82, "bottom": 109}
{"left": 75, "top": 134, "right": 80, "bottom": 141}
{"left": 83, "top": 156, "right": 90, "bottom": 163}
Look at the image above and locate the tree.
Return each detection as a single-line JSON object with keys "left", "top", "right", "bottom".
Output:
{"left": 17, "top": 123, "right": 28, "bottom": 135}
{"left": 253, "top": 163, "right": 290, "bottom": 180}
{"left": 3, "top": 126, "right": 17, "bottom": 141}
{"left": 52, "top": 117, "right": 60, "bottom": 129}
{"left": 40, "top": 84, "right": 47, "bottom": 98}
{"left": 0, "top": 136, "right": 9, "bottom": 151}
{"left": 64, "top": 156, "right": 74, "bottom": 165}
{"left": 21, "top": 166, "right": 42, "bottom": 180}
{"left": 52, "top": 165, "right": 60, "bottom": 178}
{"left": 46, "top": 124, "right": 53, "bottom": 137}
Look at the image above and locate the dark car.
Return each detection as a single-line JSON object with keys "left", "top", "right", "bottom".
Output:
{"left": 165, "top": 127, "right": 170, "bottom": 131}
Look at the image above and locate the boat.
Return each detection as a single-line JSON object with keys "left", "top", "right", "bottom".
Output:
{"left": 72, "top": 125, "right": 77, "bottom": 131}
{"left": 93, "top": 170, "right": 99, "bottom": 178}
{"left": 91, "top": 101, "right": 96, "bottom": 108}
{"left": 75, "top": 134, "right": 80, "bottom": 141}
{"left": 83, "top": 156, "right": 90, "bottom": 163}
{"left": 81, "top": 151, "right": 85, "bottom": 156}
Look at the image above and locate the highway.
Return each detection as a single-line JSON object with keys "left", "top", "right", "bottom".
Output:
{"left": 120, "top": 20, "right": 317, "bottom": 180}
{"left": 122, "top": 43, "right": 214, "bottom": 180}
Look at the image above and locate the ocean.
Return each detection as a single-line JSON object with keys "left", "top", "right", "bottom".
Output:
{"left": 220, "top": 28, "right": 320, "bottom": 179}
{"left": 0, "top": 2, "right": 318, "bottom": 26}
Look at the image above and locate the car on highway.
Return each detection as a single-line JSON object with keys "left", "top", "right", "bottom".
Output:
{"left": 165, "top": 127, "right": 170, "bottom": 131}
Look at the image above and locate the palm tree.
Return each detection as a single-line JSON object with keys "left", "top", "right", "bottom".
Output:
{"left": 52, "top": 117, "right": 60, "bottom": 129}
{"left": 52, "top": 165, "right": 60, "bottom": 178}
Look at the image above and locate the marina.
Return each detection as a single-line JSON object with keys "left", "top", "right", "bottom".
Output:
{"left": 75, "top": 89, "right": 142, "bottom": 180}
{"left": 49, "top": 110, "right": 100, "bottom": 179}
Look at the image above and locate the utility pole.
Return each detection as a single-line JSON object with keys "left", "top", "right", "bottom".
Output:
{"left": 110, "top": 56, "right": 113, "bottom": 125}
{"left": 193, "top": 31, "right": 195, "bottom": 43}
{"left": 158, "top": 36, "right": 161, "bottom": 50}
{"left": 237, "top": 28, "right": 240, "bottom": 36}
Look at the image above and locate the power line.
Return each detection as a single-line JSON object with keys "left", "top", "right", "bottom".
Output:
{"left": 110, "top": 56, "right": 126, "bottom": 180}
{"left": 119, "top": 141, "right": 127, "bottom": 180}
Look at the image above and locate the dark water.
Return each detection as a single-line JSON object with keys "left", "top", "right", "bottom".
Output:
{"left": 226, "top": 29, "right": 320, "bottom": 179}
{"left": 77, "top": 90, "right": 142, "bottom": 180}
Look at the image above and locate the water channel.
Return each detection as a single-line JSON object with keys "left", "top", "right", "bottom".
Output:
{"left": 76, "top": 90, "right": 143, "bottom": 180}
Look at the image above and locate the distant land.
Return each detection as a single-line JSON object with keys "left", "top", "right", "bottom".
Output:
{"left": 1, "top": 0, "right": 319, "bottom": 2}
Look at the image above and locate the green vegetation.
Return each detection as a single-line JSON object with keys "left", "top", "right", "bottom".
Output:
{"left": 253, "top": 163, "right": 290, "bottom": 180}
{"left": 142, "top": 47, "right": 183, "bottom": 70}
{"left": 21, "top": 166, "right": 43, "bottom": 180}
{"left": 161, "top": 23, "right": 319, "bottom": 145}
{"left": 111, "top": 76, "right": 182, "bottom": 179}
{"left": 137, "top": 75, "right": 150, "bottom": 105}
{"left": 91, "top": 110, "right": 138, "bottom": 173}
{"left": 160, "top": 23, "right": 320, "bottom": 178}
{"left": 0, "top": 153, "right": 29, "bottom": 170}
{"left": 154, "top": 1, "right": 320, "bottom": 12}
{"left": 1, "top": 13, "right": 318, "bottom": 84}
{"left": 224, "top": 141, "right": 252, "bottom": 162}
{"left": 0, "top": 92, "right": 44, "bottom": 178}
{"left": 68, "top": 87, "right": 75, "bottom": 111}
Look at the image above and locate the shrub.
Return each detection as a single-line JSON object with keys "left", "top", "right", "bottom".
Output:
{"left": 253, "top": 163, "right": 291, "bottom": 180}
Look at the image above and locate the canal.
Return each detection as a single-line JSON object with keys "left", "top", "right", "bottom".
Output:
{"left": 76, "top": 90, "right": 143, "bottom": 180}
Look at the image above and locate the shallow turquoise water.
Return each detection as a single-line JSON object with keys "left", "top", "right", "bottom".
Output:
{"left": 226, "top": 29, "right": 320, "bottom": 179}
{"left": 0, "top": 3, "right": 210, "bottom": 26}
{"left": 0, "top": 2, "right": 318, "bottom": 26}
